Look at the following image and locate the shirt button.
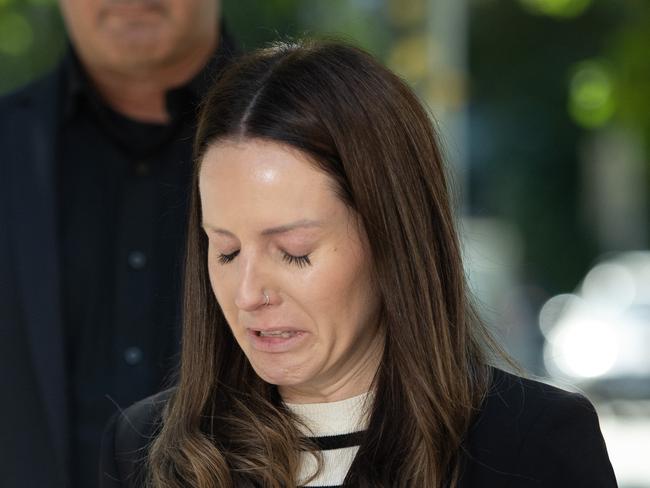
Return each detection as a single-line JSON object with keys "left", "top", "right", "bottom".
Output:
{"left": 123, "top": 346, "right": 143, "bottom": 365}
{"left": 128, "top": 251, "right": 147, "bottom": 270}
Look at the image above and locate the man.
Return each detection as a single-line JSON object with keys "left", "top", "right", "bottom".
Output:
{"left": 0, "top": 1, "right": 236, "bottom": 486}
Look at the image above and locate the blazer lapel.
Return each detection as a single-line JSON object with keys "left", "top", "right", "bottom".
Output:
{"left": 8, "top": 71, "right": 69, "bottom": 478}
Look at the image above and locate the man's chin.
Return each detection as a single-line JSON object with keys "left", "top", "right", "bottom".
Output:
{"left": 100, "top": 23, "right": 172, "bottom": 58}
{"left": 101, "top": 44, "right": 171, "bottom": 73}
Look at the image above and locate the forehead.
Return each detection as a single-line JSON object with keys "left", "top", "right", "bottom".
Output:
{"left": 198, "top": 139, "right": 341, "bottom": 228}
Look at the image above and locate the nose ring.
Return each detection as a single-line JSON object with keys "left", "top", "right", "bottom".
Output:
{"left": 263, "top": 291, "right": 270, "bottom": 306}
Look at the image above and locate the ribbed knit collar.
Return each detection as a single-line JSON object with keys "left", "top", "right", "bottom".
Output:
{"left": 284, "top": 391, "right": 373, "bottom": 437}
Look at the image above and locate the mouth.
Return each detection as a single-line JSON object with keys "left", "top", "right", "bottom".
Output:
{"left": 246, "top": 328, "right": 307, "bottom": 352}
{"left": 254, "top": 330, "right": 302, "bottom": 339}
{"left": 101, "top": 1, "right": 166, "bottom": 20}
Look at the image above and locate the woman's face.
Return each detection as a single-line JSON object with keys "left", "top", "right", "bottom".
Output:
{"left": 199, "top": 138, "right": 383, "bottom": 403}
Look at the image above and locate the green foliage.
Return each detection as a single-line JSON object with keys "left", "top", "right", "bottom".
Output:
{"left": 222, "top": 0, "right": 304, "bottom": 50}
{"left": 223, "top": 0, "right": 390, "bottom": 58}
{"left": 607, "top": 3, "right": 650, "bottom": 139}
{"left": 0, "top": 11, "right": 33, "bottom": 56}
{"left": 568, "top": 59, "right": 616, "bottom": 128}
{"left": 518, "top": 0, "right": 593, "bottom": 18}
{"left": 0, "top": 1, "right": 65, "bottom": 95}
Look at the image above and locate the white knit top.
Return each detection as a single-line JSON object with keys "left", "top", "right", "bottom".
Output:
{"left": 285, "top": 392, "right": 372, "bottom": 487}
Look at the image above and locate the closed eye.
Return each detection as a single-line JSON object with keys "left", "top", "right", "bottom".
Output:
{"left": 217, "top": 250, "right": 240, "bottom": 264}
{"left": 282, "top": 252, "right": 311, "bottom": 268}
{"left": 216, "top": 250, "right": 311, "bottom": 268}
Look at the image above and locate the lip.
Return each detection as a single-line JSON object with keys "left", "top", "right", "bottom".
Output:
{"left": 103, "top": 3, "right": 165, "bottom": 19}
{"left": 245, "top": 327, "right": 308, "bottom": 353}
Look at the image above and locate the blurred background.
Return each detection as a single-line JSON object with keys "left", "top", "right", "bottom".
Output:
{"left": 2, "top": 0, "right": 648, "bottom": 485}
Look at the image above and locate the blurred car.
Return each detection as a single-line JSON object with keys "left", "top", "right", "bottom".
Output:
{"left": 540, "top": 251, "right": 650, "bottom": 398}
{"left": 540, "top": 251, "right": 650, "bottom": 488}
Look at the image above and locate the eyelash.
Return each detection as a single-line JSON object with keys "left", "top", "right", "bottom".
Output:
{"left": 217, "top": 250, "right": 312, "bottom": 268}
{"left": 217, "top": 251, "right": 239, "bottom": 264}
{"left": 282, "top": 252, "right": 312, "bottom": 268}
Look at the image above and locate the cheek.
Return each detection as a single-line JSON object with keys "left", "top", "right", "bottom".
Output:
{"left": 206, "top": 263, "right": 239, "bottom": 335}
{"left": 298, "top": 249, "right": 376, "bottom": 333}
{"left": 206, "top": 253, "right": 229, "bottom": 306}
{"left": 66, "top": 5, "right": 97, "bottom": 35}
{"left": 169, "top": 3, "right": 201, "bottom": 32}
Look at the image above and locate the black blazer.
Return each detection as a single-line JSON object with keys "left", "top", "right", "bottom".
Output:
{"left": 100, "top": 368, "right": 618, "bottom": 487}
{"left": 0, "top": 68, "right": 70, "bottom": 488}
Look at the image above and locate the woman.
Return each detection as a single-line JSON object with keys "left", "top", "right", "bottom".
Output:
{"left": 100, "top": 40, "right": 617, "bottom": 487}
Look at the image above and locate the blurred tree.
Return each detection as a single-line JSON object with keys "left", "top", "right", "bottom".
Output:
{"left": 608, "top": 2, "right": 650, "bottom": 150}
{"left": 0, "top": 0, "right": 65, "bottom": 95}
{"left": 467, "top": 0, "right": 623, "bottom": 294}
{"left": 222, "top": 0, "right": 303, "bottom": 50}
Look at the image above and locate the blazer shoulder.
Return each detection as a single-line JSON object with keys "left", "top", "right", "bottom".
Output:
{"left": 0, "top": 66, "right": 62, "bottom": 113}
{"left": 482, "top": 367, "right": 595, "bottom": 421}
{"left": 100, "top": 389, "right": 174, "bottom": 488}
{"left": 0, "top": 65, "right": 64, "bottom": 153}
{"left": 460, "top": 368, "right": 617, "bottom": 487}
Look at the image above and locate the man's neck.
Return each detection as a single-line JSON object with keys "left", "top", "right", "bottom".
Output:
{"left": 83, "top": 35, "right": 218, "bottom": 124}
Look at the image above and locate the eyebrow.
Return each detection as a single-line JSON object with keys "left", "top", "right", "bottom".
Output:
{"left": 202, "top": 219, "right": 323, "bottom": 237}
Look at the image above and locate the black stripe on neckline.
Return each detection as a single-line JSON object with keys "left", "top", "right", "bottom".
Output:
{"left": 298, "top": 485, "right": 342, "bottom": 488}
{"left": 306, "top": 430, "right": 365, "bottom": 451}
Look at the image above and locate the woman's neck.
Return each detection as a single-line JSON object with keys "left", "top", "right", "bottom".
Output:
{"left": 278, "top": 330, "right": 384, "bottom": 404}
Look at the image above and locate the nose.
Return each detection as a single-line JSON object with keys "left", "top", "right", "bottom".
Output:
{"left": 233, "top": 252, "right": 271, "bottom": 311}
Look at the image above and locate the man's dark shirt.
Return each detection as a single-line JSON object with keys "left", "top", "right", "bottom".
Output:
{"left": 56, "top": 32, "right": 235, "bottom": 488}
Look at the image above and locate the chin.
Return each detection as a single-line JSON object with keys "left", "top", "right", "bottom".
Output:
{"left": 104, "top": 44, "right": 168, "bottom": 71}
{"left": 101, "top": 26, "right": 170, "bottom": 57}
{"left": 249, "top": 360, "right": 307, "bottom": 388}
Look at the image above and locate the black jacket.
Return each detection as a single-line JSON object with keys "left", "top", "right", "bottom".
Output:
{"left": 100, "top": 368, "right": 618, "bottom": 487}
{"left": 0, "top": 68, "right": 70, "bottom": 488}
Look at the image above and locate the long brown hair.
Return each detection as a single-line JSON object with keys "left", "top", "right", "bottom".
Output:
{"left": 148, "top": 39, "right": 495, "bottom": 487}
